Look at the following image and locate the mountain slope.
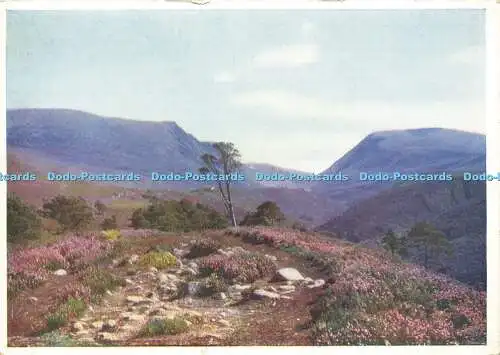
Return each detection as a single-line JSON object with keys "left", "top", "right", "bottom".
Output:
{"left": 7, "top": 109, "right": 312, "bottom": 191}
{"left": 316, "top": 178, "right": 486, "bottom": 287}
{"left": 312, "top": 128, "right": 486, "bottom": 211}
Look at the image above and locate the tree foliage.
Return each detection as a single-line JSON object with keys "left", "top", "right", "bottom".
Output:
{"left": 240, "top": 201, "right": 286, "bottom": 226}
{"left": 199, "top": 142, "right": 242, "bottom": 227}
{"left": 42, "top": 195, "right": 94, "bottom": 232}
{"left": 7, "top": 194, "right": 42, "bottom": 244}
{"left": 406, "top": 222, "right": 453, "bottom": 268}
{"left": 130, "top": 198, "right": 228, "bottom": 232}
{"left": 381, "top": 229, "right": 408, "bottom": 257}
{"left": 101, "top": 215, "right": 118, "bottom": 230}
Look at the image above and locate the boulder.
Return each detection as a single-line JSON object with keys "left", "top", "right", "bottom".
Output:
{"left": 252, "top": 289, "right": 281, "bottom": 300}
{"left": 53, "top": 269, "right": 68, "bottom": 276}
{"left": 275, "top": 268, "right": 304, "bottom": 282}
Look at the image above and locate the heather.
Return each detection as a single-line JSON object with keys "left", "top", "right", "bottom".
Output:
{"left": 228, "top": 227, "right": 486, "bottom": 345}
{"left": 8, "top": 234, "right": 113, "bottom": 295}
{"left": 198, "top": 251, "right": 277, "bottom": 284}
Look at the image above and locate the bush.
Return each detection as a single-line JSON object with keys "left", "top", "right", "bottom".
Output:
{"left": 139, "top": 251, "right": 177, "bottom": 269}
{"left": 101, "top": 229, "right": 121, "bottom": 241}
{"left": 80, "top": 267, "right": 125, "bottom": 301}
{"left": 101, "top": 215, "right": 118, "bottom": 230}
{"left": 199, "top": 273, "right": 229, "bottom": 297}
{"left": 140, "top": 317, "right": 189, "bottom": 336}
{"left": 198, "top": 252, "right": 277, "bottom": 284}
{"left": 240, "top": 201, "right": 286, "bottom": 227}
{"left": 45, "top": 297, "right": 87, "bottom": 332}
{"left": 42, "top": 195, "right": 94, "bottom": 232}
{"left": 130, "top": 199, "right": 228, "bottom": 232}
{"left": 186, "top": 239, "right": 221, "bottom": 258}
{"left": 7, "top": 194, "right": 42, "bottom": 244}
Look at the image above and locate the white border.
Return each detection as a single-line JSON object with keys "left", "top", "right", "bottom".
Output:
{"left": 1, "top": 2, "right": 498, "bottom": 355}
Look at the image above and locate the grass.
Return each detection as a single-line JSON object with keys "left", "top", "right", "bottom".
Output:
{"left": 139, "top": 251, "right": 177, "bottom": 269}
{"left": 45, "top": 297, "right": 87, "bottom": 332}
{"left": 140, "top": 317, "right": 189, "bottom": 337}
{"left": 80, "top": 266, "right": 126, "bottom": 302}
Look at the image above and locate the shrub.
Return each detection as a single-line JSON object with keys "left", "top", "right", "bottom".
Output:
{"left": 199, "top": 273, "right": 229, "bottom": 297}
{"left": 186, "top": 239, "right": 221, "bottom": 258}
{"left": 80, "top": 267, "right": 125, "bottom": 301}
{"left": 7, "top": 194, "right": 42, "bottom": 244}
{"left": 42, "top": 195, "right": 94, "bottom": 232}
{"left": 101, "top": 229, "right": 121, "bottom": 241}
{"left": 140, "top": 317, "right": 189, "bottom": 336}
{"left": 198, "top": 252, "right": 277, "bottom": 283}
{"left": 139, "top": 251, "right": 177, "bottom": 269}
{"left": 240, "top": 201, "right": 286, "bottom": 227}
{"left": 130, "top": 199, "right": 228, "bottom": 232}
{"left": 45, "top": 297, "right": 87, "bottom": 332}
{"left": 101, "top": 216, "right": 118, "bottom": 230}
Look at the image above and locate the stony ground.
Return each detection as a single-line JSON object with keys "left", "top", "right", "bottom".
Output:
{"left": 8, "top": 231, "right": 328, "bottom": 346}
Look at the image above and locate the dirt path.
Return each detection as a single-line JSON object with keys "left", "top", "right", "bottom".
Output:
{"left": 8, "top": 232, "right": 329, "bottom": 346}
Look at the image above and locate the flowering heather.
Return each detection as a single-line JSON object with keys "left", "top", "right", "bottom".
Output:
{"left": 198, "top": 251, "right": 277, "bottom": 284}
{"left": 228, "top": 227, "right": 486, "bottom": 345}
{"left": 8, "top": 234, "right": 113, "bottom": 289}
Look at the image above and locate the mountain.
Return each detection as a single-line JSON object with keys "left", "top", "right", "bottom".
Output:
{"left": 312, "top": 128, "right": 486, "bottom": 213}
{"left": 6, "top": 109, "right": 306, "bottom": 190}
{"left": 316, "top": 178, "right": 486, "bottom": 288}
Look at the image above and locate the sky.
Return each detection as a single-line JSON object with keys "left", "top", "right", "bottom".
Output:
{"left": 7, "top": 9, "right": 485, "bottom": 173}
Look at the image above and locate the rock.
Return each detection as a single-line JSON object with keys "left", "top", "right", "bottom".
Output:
{"left": 125, "top": 279, "right": 134, "bottom": 285}
{"left": 216, "top": 292, "right": 227, "bottom": 300}
{"left": 184, "top": 282, "right": 202, "bottom": 296}
{"left": 102, "top": 319, "right": 117, "bottom": 331}
{"left": 157, "top": 273, "right": 169, "bottom": 283}
{"left": 149, "top": 267, "right": 158, "bottom": 273}
{"left": 53, "top": 269, "right": 68, "bottom": 276}
{"left": 267, "top": 286, "right": 278, "bottom": 293}
{"left": 97, "top": 332, "right": 119, "bottom": 343}
{"left": 230, "top": 284, "right": 252, "bottom": 292}
{"left": 129, "top": 254, "right": 140, "bottom": 264}
{"left": 172, "top": 248, "right": 188, "bottom": 258}
{"left": 126, "top": 295, "right": 153, "bottom": 305}
{"left": 307, "top": 279, "right": 326, "bottom": 289}
{"left": 252, "top": 289, "right": 281, "bottom": 300}
{"left": 106, "top": 290, "right": 113, "bottom": 296}
{"left": 72, "top": 322, "right": 85, "bottom": 332}
{"left": 275, "top": 268, "right": 304, "bottom": 282}
{"left": 183, "top": 267, "right": 198, "bottom": 276}
{"left": 265, "top": 254, "right": 278, "bottom": 262}
{"left": 120, "top": 313, "right": 145, "bottom": 322}
{"left": 91, "top": 321, "right": 104, "bottom": 329}
{"left": 304, "top": 277, "right": 314, "bottom": 283}
{"left": 28, "top": 296, "right": 38, "bottom": 302}
{"left": 217, "top": 319, "right": 231, "bottom": 327}
{"left": 278, "top": 285, "right": 296, "bottom": 292}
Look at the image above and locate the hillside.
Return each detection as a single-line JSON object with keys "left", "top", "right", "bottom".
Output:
{"left": 7, "top": 109, "right": 311, "bottom": 191}
{"left": 316, "top": 178, "right": 486, "bottom": 288}
{"left": 7, "top": 227, "right": 486, "bottom": 346}
{"left": 6, "top": 152, "right": 335, "bottom": 227}
{"left": 312, "top": 128, "right": 486, "bottom": 210}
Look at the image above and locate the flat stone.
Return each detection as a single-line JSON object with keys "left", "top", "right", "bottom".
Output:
{"left": 275, "top": 268, "right": 304, "bottom": 282}
{"left": 53, "top": 269, "right": 68, "bottom": 276}
{"left": 307, "top": 279, "right": 326, "bottom": 289}
{"left": 251, "top": 289, "right": 281, "bottom": 300}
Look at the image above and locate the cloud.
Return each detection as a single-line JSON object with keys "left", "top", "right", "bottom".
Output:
{"left": 448, "top": 45, "right": 484, "bottom": 66}
{"left": 301, "top": 21, "right": 317, "bottom": 37}
{"left": 252, "top": 44, "right": 319, "bottom": 68}
{"left": 231, "top": 89, "right": 484, "bottom": 133}
{"left": 213, "top": 71, "right": 237, "bottom": 83}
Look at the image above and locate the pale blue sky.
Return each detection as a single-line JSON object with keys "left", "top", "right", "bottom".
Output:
{"left": 7, "top": 10, "right": 485, "bottom": 173}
